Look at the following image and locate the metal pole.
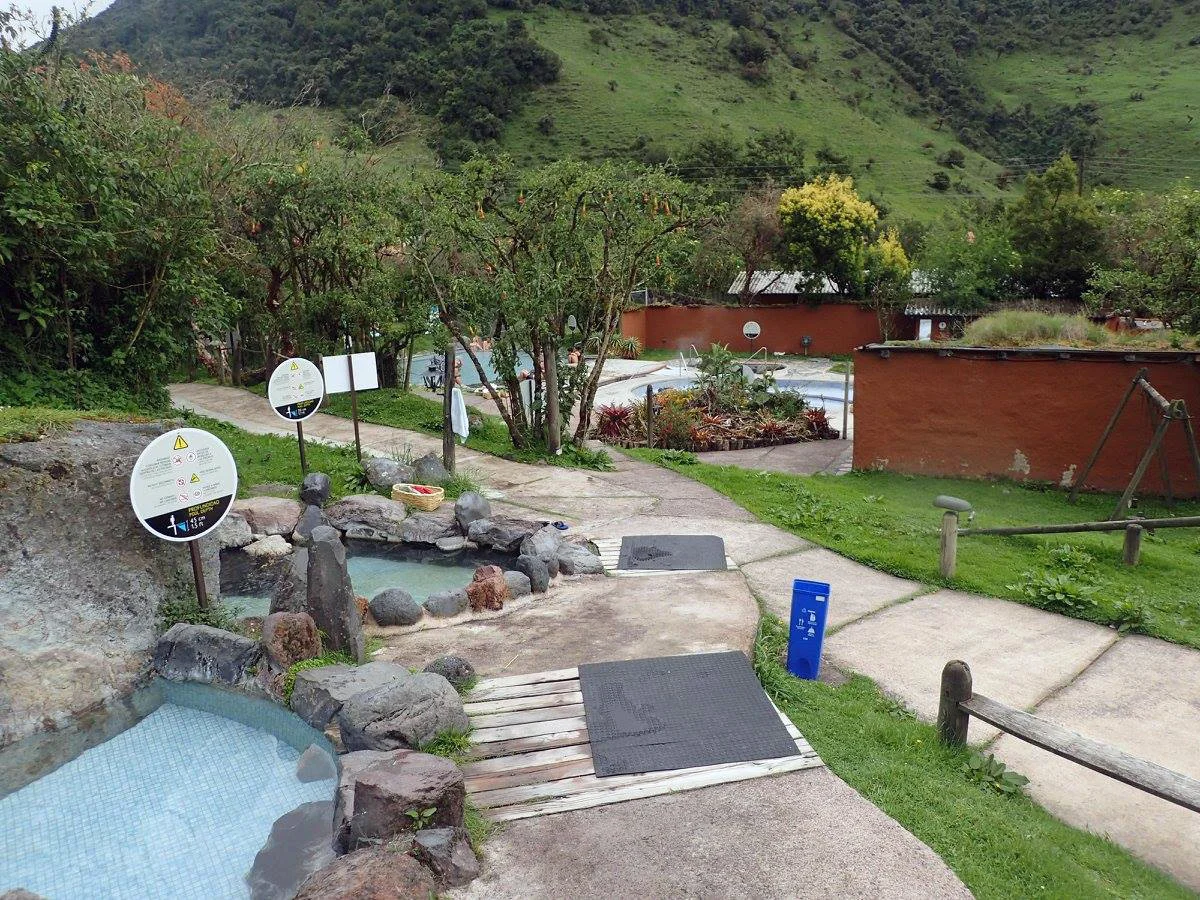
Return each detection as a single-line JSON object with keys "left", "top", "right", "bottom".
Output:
{"left": 442, "top": 342, "right": 456, "bottom": 475}
{"left": 346, "top": 336, "right": 362, "bottom": 461}
{"left": 645, "top": 383, "right": 655, "bottom": 448}
{"left": 297, "top": 420, "right": 308, "bottom": 475}
{"left": 841, "top": 361, "right": 850, "bottom": 440}
{"left": 189, "top": 540, "right": 209, "bottom": 609}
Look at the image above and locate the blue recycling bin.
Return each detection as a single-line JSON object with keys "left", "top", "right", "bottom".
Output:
{"left": 787, "top": 578, "right": 830, "bottom": 679}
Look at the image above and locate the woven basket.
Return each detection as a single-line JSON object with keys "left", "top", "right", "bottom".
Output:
{"left": 391, "top": 483, "right": 445, "bottom": 511}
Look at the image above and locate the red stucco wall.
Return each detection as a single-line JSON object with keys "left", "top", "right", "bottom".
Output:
{"left": 852, "top": 348, "right": 1200, "bottom": 496}
{"left": 621, "top": 304, "right": 883, "bottom": 356}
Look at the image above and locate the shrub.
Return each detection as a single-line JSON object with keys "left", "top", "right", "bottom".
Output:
{"left": 158, "top": 597, "right": 243, "bottom": 632}
{"left": 611, "top": 335, "right": 643, "bottom": 359}
{"left": 805, "top": 407, "right": 840, "bottom": 439}
{"left": 595, "top": 403, "right": 635, "bottom": 439}
{"left": 1008, "top": 570, "right": 1098, "bottom": 616}
{"left": 962, "top": 311, "right": 1108, "bottom": 347}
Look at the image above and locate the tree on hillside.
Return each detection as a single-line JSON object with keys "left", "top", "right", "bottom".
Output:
{"left": 1007, "top": 153, "right": 1106, "bottom": 300}
{"left": 919, "top": 208, "right": 1018, "bottom": 310}
{"left": 777, "top": 174, "right": 879, "bottom": 294}
{"left": 1086, "top": 186, "right": 1200, "bottom": 332}
{"left": 0, "top": 48, "right": 231, "bottom": 409}
{"left": 861, "top": 228, "right": 912, "bottom": 340}
{"left": 721, "top": 186, "right": 783, "bottom": 306}
{"left": 404, "top": 157, "right": 705, "bottom": 449}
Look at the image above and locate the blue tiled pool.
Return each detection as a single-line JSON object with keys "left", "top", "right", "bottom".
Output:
{"left": 411, "top": 348, "right": 535, "bottom": 387}
{"left": 0, "top": 682, "right": 336, "bottom": 900}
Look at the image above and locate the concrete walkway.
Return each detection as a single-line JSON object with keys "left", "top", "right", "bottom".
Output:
{"left": 171, "top": 383, "right": 1200, "bottom": 893}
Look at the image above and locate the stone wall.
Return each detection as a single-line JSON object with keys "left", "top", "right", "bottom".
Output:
{"left": 0, "top": 421, "right": 218, "bottom": 758}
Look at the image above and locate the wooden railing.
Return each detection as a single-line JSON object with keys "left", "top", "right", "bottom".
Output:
{"left": 936, "top": 660, "right": 1200, "bottom": 814}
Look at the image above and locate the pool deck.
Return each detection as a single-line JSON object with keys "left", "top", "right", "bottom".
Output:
{"left": 170, "top": 381, "right": 1200, "bottom": 895}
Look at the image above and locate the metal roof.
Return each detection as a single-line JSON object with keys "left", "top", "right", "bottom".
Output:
{"left": 728, "top": 270, "right": 932, "bottom": 296}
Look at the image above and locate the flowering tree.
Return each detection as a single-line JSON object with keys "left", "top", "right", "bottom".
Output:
{"left": 777, "top": 174, "right": 879, "bottom": 294}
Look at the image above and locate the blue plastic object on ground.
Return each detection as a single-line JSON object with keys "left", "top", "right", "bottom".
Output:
{"left": 787, "top": 578, "right": 830, "bottom": 680}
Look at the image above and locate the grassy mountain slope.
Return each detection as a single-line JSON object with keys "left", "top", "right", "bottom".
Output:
{"left": 500, "top": 11, "right": 1004, "bottom": 220}
{"left": 971, "top": 9, "right": 1200, "bottom": 191}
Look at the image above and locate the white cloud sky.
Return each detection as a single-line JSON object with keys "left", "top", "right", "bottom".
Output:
{"left": 7, "top": 0, "right": 115, "bottom": 47}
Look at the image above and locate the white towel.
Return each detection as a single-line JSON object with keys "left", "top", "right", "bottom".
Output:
{"left": 451, "top": 387, "right": 470, "bottom": 443}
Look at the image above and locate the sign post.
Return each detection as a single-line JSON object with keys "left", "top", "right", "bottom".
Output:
{"left": 322, "top": 345, "right": 380, "bottom": 463}
{"left": 267, "top": 357, "right": 325, "bottom": 474}
{"left": 130, "top": 428, "right": 239, "bottom": 608}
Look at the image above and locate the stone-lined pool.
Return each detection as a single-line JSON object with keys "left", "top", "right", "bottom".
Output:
{"left": 0, "top": 681, "right": 337, "bottom": 900}
{"left": 222, "top": 539, "right": 515, "bottom": 618}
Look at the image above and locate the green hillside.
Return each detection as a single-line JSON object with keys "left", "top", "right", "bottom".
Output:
{"left": 66, "top": 0, "right": 1200, "bottom": 220}
{"left": 500, "top": 11, "right": 1004, "bottom": 220}
{"left": 971, "top": 10, "right": 1200, "bottom": 191}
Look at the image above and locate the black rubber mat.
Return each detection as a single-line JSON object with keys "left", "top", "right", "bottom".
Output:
{"left": 579, "top": 651, "right": 799, "bottom": 777}
{"left": 616, "top": 534, "right": 727, "bottom": 571}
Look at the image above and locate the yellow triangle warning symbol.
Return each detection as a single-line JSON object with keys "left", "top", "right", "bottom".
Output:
{"left": 190, "top": 473, "right": 201, "bottom": 483}
{"left": 290, "top": 361, "right": 300, "bottom": 371}
{"left": 173, "top": 435, "right": 189, "bottom": 450}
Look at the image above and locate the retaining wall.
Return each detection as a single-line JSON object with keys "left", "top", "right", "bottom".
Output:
{"left": 621, "top": 303, "right": 883, "bottom": 356}
{"left": 852, "top": 346, "right": 1200, "bottom": 496}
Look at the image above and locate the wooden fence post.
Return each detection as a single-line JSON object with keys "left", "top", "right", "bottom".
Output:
{"left": 937, "top": 660, "right": 972, "bottom": 746}
{"left": 939, "top": 510, "right": 959, "bottom": 579}
{"left": 1123, "top": 524, "right": 1144, "bottom": 566}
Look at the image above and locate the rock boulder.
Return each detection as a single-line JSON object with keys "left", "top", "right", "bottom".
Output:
{"left": 514, "top": 554, "right": 550, "bottom": 593}
{"left": 412, "top": 827, "right": 480, "bottom": 886}
{"left": 245, "top": 800, "right": 337, "bottom": 900}
{"left": 289, "top": 661, "right": 409, "bottom": 729}
{"left": 520, "top": 524, "right": 563, "bottom": 563}
{"left": 0, "top": 421, "right": 219, "bottom": 750}
{"left": 234, "top": 497, "right": 303, "bottom": 538}
{"left": 453, "top": 492, "right": 491, "bottom": 533}
{"left": 299, "top": 472, "right": 332, "bottom": 507}
{"left": 306, "top": 526, "right": 364, "bottom": 663}
{"left": 503, "top": 570, "right": 532, "bottom": 598}
{"left": 270, "top": 548, "right": 308, "bottom": 614}
{"left": 345, "top": 750, "right": 466, "bottom": 846}
{"left": 467, "top": 517, "right": 545, "bottom": 553}
{"left": 399, "top": 513, "right": 459, "bottom": 545}
{"left": 558, "top": 543, "right": 604, "bottom": 576}
{"left": 466, "top": 571, "right": 511, "bottom": 612}
{"left": 244, "top": 534, "right": 293, "bottom": 560}
{"left": 213, "top": 511, "right": 253, "bottom": 550}
{"left": 363, "top": 458, "right": 414, "bottom": 492}
{"left": 423, "top": 656, "right": 475, "bottom": 690}
{"left": 369, "top": 589, "right": 423, "bottom": 627}
{"left": 422, "top": 589, "right": 468, "bottom": 618}
{"left": 294, "top": 847, "right": 436, "bottom": 900}
{"left": 412, "top": 453, "right": 450, "bottom": 485}
{"left": 325, "top": 495, "right": 407, "bottom": 542}
{"left": 261, "top": 612, "right": 321, "bottom": 671}
{"left": 153, "top": 623, "right": 262, "bottom": 687}
{"left": 291, "top": 504, "right": 330, "bottom": 548}
{"left": 337, "top": 673, "right": 469, "bottom": 751}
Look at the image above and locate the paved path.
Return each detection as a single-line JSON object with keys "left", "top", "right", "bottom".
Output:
{"left": 172, "top": 383, "right": 1200, "bottom": 892}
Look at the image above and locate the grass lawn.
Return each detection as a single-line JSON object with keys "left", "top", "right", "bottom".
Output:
{"left": 754, "top": 616, "right": 1191, "bottom": 899}
{"left": 183, "top": 414, "right": 371, "bottom": 501}
{"left": 629, "top": 450, "right": 1200, "bottom": 649}
{"left": 320, "top": 387, "right": 613, "bottom": 471}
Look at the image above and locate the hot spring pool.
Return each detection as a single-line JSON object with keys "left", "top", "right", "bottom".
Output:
{"left": 0, "top": 682, "right": 336, "bottom": 900}
{"left": 222, "top": 539, "right": 514, "bottom": 618}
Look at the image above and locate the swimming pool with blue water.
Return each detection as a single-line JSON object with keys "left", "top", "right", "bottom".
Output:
{"left": 0, "top": 681, "right": 337, "bottom": 900}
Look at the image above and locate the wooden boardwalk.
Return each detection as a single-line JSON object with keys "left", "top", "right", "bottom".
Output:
{"left": 463, "top": 666, "right": 823, "bottom": 822}
{"left": 592, "top": 538, "right": 738, "bottom": 577}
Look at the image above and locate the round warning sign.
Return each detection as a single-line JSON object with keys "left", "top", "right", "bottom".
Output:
{"left": 268, "top": 357, "right": 324, "bottom": 422}
{"left": 129, "top": 428, "right": 238, "bottom": 543}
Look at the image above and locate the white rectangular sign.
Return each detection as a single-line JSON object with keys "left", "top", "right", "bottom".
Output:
{"left": 322, "top": 352, "right": 380, "bottom": 394}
